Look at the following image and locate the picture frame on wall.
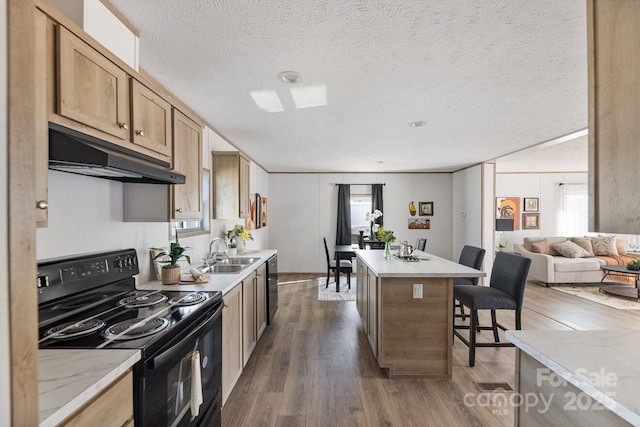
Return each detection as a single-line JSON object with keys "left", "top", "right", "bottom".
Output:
{"left": 524, "top": 197, "right": 539, "bottom": 212}
{"left": 419, "top": 202, "right": 433, "bottom": 216}
{"left": 522, "top": 213, "right": 540, "bottom": 229}
{"left": 496, "top": 197, "right": 521, "bottom": 230}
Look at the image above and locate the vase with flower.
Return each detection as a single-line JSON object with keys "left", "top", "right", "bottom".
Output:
{"left": 365, "top": 209, "right": 383, "bottom": 240}
{"left": 375, "top": 226, "right": 396, "bottom": 259}
{"left": 226, "top": 224, "right": 253, "bottom": 255}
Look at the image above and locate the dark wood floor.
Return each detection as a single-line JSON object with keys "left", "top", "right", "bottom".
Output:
{"left": 221, "top": 274, "right": 640, "bottom": 426}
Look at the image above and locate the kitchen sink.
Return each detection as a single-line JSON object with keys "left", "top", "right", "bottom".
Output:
{"left": 209, "top": 264, "right": 246, "bottom": 273}
{"left": 220, "top": 257, "right": 260, "bottom": 266}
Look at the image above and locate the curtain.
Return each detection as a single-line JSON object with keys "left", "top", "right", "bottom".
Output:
{"left": 336, "top": 184, "right": 351, "bottom": 245}
{"left": 372, "top": 184, "right": 384, "bottom": 226}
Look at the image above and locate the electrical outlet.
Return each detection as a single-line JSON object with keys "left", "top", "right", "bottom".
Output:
{"left": 413, "top": 283, "right": 423, "bottom": 299}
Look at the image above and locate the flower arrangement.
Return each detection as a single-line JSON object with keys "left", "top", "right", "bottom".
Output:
{"left": 375, "top": 226, "right": 396, "bottom": 243}
{"left": 226, "top": 225, "right": 253, "bottom": 249}
{"left": 365, "top": 209, "right": 383, "bottom": 237}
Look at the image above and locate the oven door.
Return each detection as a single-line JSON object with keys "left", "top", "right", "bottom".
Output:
{"left": 138, "top": 302, "right": 222, "bottom": 427}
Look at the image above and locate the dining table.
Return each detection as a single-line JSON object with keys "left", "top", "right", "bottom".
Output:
{"left": 333, "top": 244, "right": 357, "bottom": 292}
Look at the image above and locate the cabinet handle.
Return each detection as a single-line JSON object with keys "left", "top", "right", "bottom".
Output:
{"left": 119, "top": 122, "right": 129, "bottom": 130}
{"left": 36, "top": 200, "right": 48, "bottom": 210}
{"left": 135, "top": 129, "right": 145, "bottom": 137}
{"left": 223, "top": 300, "right": 228, "bottom": 309}
{"left": 176, "top": 208, "right": 183, "bottom": 213}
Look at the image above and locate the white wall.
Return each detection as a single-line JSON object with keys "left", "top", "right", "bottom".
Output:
{"left": 495, "top": 172, "right": 588, "bottom": 248}
{"left": 269, "top": 173, "right": 453, "bottom": 273}
{"left": 0, "top": 0, "right": 10, "bottom": 420}
{"left": 452, "top": 165, "right": 482, "bottom": 260}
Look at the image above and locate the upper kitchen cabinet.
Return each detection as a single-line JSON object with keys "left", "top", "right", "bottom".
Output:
{"left": 172, "top": 110, "right": 203, "bottom": 219}
{"left": 57, "top": 26, "right": 130, "bottom": 141}
{"left": 212, "top": 152, "right": 250, "bottom": 219}
{"left": 588, "top": 0, "right": 640, "bottom": 234}
{"left": 50, "top": 24, "right": 172, "bottom": 165}
{"left": 131, "top": 80, "right": 173, "bottom": 159}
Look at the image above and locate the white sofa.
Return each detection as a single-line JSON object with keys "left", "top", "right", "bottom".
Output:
{"left": 513, "top": 237, "right": 605, "bottom": 285}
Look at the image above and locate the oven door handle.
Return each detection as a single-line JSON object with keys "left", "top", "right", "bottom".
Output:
{"left": 149, "top": 303, "right": 222, "bottom": 370}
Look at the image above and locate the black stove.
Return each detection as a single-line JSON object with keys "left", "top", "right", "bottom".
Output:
{"left": 37, "top": 249, "right": 223, "bottom": 427}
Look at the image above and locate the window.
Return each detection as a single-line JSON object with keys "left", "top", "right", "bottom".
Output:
{"left": 171, "top": 170, "right": 210, "bottom": 237}
{"left": 351, "top": 194, "right": 371, "bottom": 236}
{"left": 558, "top": 183, "right": 588, "bottom": 236}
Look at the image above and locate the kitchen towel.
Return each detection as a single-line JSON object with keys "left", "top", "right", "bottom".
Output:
{"left": 190, "top": 350, "right": 203, "bottom": 417}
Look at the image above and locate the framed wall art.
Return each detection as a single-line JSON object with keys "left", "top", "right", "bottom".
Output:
{"left": 496, "top": 197, "right": 520, "bottom": 230}
{"left": 522, "top": 213, "right": 540, "bottom": 229}
{"left": 419, "top": 201, "right": 433, "bottom": 216}
{"left": 408, "top": 218, "right": 430, "bottom": 229}
{"left": 524, "top": 197, "right": 539, "bottom": 212}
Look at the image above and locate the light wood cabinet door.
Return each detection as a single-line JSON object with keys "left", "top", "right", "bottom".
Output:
{"left": 132, "top": 80, "right": 172, "bottom": 158}
{"left": 172, "top": 109, "right": 202, "bottom": 219}
{"left": 57, "top": 26, "right": 130, "bottom": 140}
{"left": 256, "top": 263, "right": 267, "bottom": 339}
{"left": 60, "top": 371, "right": 133, "bottom": 427}
{"left": 222, "top": 285, "right": 242, "bottom": 406}
{"left": 212, "top": 152, "right": 251, "bottom": 219}
{"left": 356, "top": 262, "right": 365, "bottom": 319}
{"left": 35, "top": 10, "right": 49, "bottom": 227}
{"left": 367, "top": 269, "right": 377, "bottom": 357}
{"left": 239, "top": 155, "right": 250, "bottom": 218}
{"left": 242, "top": 272, "right": 257, "bottom": 366}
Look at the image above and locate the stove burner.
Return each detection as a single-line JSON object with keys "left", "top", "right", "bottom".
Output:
{"left": 45, "top": 318, "right": 106, "bottom": 340}
{"left": 169, "top": 292, "right": 208, "bottom": 307}
{"left": 118, "top": 292, "right": 167, "bottom": 308}
{"left": 102, "top": 317, "right": 169, "bottom": 341}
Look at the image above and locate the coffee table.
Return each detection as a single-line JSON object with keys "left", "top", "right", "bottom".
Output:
{"left": 600, "top": 265, "right": 640, "bottom": 300}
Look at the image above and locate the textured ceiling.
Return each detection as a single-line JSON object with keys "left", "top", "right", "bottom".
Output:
{"left": 110, "top": 0, "right": 587, "bottom": 173}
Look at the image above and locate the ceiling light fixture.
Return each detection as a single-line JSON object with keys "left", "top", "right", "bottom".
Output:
{"left": 409, "top": 120, "right": 427, "bottom": 127}
{"left": 278, "top": 71, "right": 302, "bottom": 84}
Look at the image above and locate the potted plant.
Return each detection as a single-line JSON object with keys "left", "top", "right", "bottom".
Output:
{"left": 226, "top": 224, "right": 253, "bottom": 254}
{"left": 627, "top": 259, "right": 640, "bottom": 271}
{"left": 153, "top": 233, "right": 191, "bottom": 284}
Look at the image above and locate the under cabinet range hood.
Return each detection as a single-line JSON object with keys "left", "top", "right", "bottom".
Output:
{"left": 48, "top": 123, "right": 185, "bottom": 185}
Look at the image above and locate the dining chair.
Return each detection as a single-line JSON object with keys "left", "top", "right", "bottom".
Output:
{"left": 453, "top": 252, "right": 531, "bottom": 367}
{"left": 415, "top": 237, "right": 427, "bottom": 251}
{"left": 323, "top": 238, "right": 352, "bottom": 289}
{"left": 453, "top": 245, "right": 486, "bottom": 320}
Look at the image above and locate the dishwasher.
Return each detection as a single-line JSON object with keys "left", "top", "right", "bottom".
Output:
{"left": 266, "top": 254, "right": 278, "bottom": 324}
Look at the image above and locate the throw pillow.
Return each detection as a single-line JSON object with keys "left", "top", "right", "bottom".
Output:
{"left": 552, "top": 240, "right": 593, "bottom": 258}
{"left": 617, "top": 239, "right": 628, "bottom": 255}
{"left": 591, "top": 236, "right": 619, "bottom": 256}
{"left": 530, "top": 239, "right": 551, "bottom": 255}
{"left": 570, "top": 237, "right": 595, "bottom": 256}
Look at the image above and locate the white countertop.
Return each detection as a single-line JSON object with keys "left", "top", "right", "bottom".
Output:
{"left": 356, "top": 249, "right": 486, "bottom": 278}
{"left": 507, "top": 330, "right": 640, "bottom": 425}
{"left": 39, "top": 349, "right": 141, "bottom": 427}
{"left": 136, "top": 249, "right": 277, "bottom": 295}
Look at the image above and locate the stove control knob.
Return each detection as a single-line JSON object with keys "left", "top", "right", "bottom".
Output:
{"left": 115, "top": 259, "right": 124, "bottom": 269}
{"left": 37, "top": 275, "right": 49, "bottom": 288}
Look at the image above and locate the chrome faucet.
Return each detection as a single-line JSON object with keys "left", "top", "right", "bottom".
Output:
{"left": 208, "top": 238, "right": 228, "bottom": 263}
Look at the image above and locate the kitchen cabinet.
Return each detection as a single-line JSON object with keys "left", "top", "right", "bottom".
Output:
{"left": 60, "top": 371, "right": 133, "bottom": 427}
{"left": 356, "top": 262, "right": 366, "bottom": 325}
{"left": 171, "top": 109, "right": 203, "bottom": 219}
{"left": 588, "top": 0, "right": 640, "bottom": 234}
{"left": 211, "top": 152, "right": 250, "bottom": 219}
{"left": 221, "top": 284, "right": 242, "bottom": 406}
{"left": 366, "top": 268, "right": 378, "bottom": 357}
{"left": 51, "top": 24, "right": 173, "bottom": 165}
{"left": 242, "top": 272, "right": 257, "bottom": 366}
{"left": 34, "top": 9, "right": 50, "bottom": 227}
{"left": 256, "top": 263, "right": 267, "bottom": 339}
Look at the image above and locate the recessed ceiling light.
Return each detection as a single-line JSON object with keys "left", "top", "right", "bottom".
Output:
{"left": 376, "top": 161, "right": 384, "bottom": 164}
{"left": 409, "top": 120, "right": 427, "bottom": 127}
{"left": 278, "top": 71, "right": 302, "bottom": 84}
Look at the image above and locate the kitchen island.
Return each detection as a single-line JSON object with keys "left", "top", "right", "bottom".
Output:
{"left": 355, "top": 249, "right": 485, "bottom": 379}
{"left": 507, "top": 330, "right": 640, "bottom": 427}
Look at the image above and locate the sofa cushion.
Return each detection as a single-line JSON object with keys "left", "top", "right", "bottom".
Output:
{"left": 524, "top": 237, "right": 565, "bottom": 256}
{"left": 591, "top": 236, "right": 618, "bottom": 256}
{"left": 617, "top": 239, "right": 628, "bottom": 255}
{"left": 570, "top": 237, "right": 595, "bottom": 256}
{"left": 552, "top": 240, "right": 593, "bottom": 258}
{"left": 530, "top": 239, "right": 552, "bottom": 255}
{"left": 553, "top": 257, "right": 603, "bottom": 272}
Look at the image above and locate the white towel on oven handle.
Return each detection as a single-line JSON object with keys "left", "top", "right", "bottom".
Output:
{"left": 190, "top": 350, "right": 203, "bottom": 417}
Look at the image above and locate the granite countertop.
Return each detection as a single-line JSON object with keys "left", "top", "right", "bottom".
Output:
{"left": 39, "top": 349, "right": 141, "bottom": 427}
{"left": 356, "top": 249, "right": 486, "bottom": 278}
{"left": 506, "top": 330, "right": 640, "bottom": 425}
{"left": 136, "top": 249, "right": 277, "bottom": 295}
